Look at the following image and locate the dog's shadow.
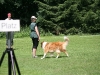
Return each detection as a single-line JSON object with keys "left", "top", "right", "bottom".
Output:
{"left": 37, "top": 55, "right": 43, "bottom": 57}
{"left": 37, "top": 55, "right": 67, "bottom": 58}
{"left": 37, "top": 55, "right": 56, "bottom": 58}
{"left": 60, "top": 56, "right": 68, "bottom": 58}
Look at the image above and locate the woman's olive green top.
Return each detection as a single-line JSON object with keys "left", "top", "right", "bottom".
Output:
{"left": 29, "top": 22, "right": 38, "bottom": 38}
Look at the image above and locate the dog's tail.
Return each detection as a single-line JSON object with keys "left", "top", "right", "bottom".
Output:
{"left": 64, "top": 36, "right": 69, "bottom": 42}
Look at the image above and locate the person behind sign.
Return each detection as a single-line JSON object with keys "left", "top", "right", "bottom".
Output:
{"left": 29, "top": 16, "right": 40, "bottom": 58}
{"left": 5, "top": 13, "right": 14, "bottom": 48}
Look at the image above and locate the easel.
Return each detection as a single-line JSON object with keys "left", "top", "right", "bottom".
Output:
{"left": 0, "top": 20, "right": 21, "bottom": 75}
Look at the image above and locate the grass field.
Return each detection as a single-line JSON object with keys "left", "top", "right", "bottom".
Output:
{"left": 0, "top": 35, "right": 100, "bottom": 75}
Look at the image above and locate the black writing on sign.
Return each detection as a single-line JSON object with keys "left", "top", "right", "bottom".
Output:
{"left": 1, "top": 23, "right": 16, "bottom": 29}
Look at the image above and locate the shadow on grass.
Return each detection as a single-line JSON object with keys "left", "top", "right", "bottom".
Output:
{"left": 37, "top": 54, "right": 68, "bottom": 59}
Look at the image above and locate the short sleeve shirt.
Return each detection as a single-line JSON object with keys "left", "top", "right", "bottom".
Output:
{"left": 30, "top": 22, "right": 38, "bottom": 38}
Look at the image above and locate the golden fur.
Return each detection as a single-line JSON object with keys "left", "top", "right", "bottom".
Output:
{"left": 41, "top": 36, "right": 69, "bottom": 59}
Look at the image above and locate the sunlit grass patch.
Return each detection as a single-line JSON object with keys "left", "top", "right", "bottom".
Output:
{"left": 0, "top": 35, "right": 100, "bottom": 75}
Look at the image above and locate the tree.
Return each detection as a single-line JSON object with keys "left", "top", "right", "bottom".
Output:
{"left": 0, "top": 0, "right": 38, "bottom": 25}
{"left": 35, "top": 0, "right": 81, "bottom": 35}
{"left": 0, "top": 0, "right": 100, "bottom": 35}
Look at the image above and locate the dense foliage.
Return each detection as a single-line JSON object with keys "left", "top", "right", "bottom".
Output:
{"left": 0, "top": 0, "right": 100, "bottom": 36}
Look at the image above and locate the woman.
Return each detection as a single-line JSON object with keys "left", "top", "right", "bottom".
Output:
{"left": 30, "top": 16, "right": 40, "bottom": 58}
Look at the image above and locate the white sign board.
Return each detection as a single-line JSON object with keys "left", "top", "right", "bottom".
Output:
{"left": 0, "top": 20, "right": 20, "bottom": 32}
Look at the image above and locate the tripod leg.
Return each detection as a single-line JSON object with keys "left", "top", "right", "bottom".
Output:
{"left": 12, "top": 50, "right": 21, "bottom": 75}
{"left": 0, "top": 50, "right": 7, "bottom": 66}
{"left": 10, "top": 50, "right": 16, "bottom": 75}
{"left": 8, "top": 51, "right": 12, "bottom": 75}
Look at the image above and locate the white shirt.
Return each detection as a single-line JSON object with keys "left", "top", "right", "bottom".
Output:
{"left": 5, "top": 18, "right": 13, "bottom": 20}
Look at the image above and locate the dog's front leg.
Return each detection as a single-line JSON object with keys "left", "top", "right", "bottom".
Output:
{"left": 56, "top": 53, "right": 60, "bottom": 58}
{"left": 65, "top": 51, "right": 69, "bottom": 57}
{"left": 41, "top": 53, "right": 46, "bottom": 59}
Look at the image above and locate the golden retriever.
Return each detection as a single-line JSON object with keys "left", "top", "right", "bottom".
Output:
{"left": 41, "top": 36, "right": 69, "bottom": 59}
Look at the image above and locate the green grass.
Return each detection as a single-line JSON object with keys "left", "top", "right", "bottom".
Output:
{"left": 0, "top": 35, "right": 100, "bottom": 75}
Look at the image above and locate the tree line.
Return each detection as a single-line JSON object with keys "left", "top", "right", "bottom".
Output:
{"left": 0, "top": 0, "right": 100, "bottom": 35}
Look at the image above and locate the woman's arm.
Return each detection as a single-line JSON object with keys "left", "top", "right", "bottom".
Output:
{"left": 35, "top": 26, "right": 40, "bottom": 41}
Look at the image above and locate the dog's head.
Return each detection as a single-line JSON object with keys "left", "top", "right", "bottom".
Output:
{"left": 41, "top": 41, "right": 47, "bottom": 49}
{"left": 41, "top": 41, "right": 44, "bottom": 48}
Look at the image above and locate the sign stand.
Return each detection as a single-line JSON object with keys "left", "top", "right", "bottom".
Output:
{"left": 0, "top": 20, "right": 21, "bottom": 75}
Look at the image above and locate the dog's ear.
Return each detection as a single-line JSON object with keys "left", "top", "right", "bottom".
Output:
{"left": 41, "top": 41, "right": 44, "bottom": 48}
{"left": 41, "top": 41, "right": 44, "bottom": 44}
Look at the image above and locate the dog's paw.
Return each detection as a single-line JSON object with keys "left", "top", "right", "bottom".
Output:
{"left": 41, "top": 58, "right": 44, "bottom": 59}
{"left": 67, "top": 54, "right": 69, "bottom": 57}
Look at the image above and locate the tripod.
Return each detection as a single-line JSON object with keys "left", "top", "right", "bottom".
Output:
{"left": 0, "top": 32, "right": 21, "bottom": 75}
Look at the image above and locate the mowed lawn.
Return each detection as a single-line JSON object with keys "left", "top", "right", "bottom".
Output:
{"left": 0, "top": 35, "right": 100, "bottom": 75}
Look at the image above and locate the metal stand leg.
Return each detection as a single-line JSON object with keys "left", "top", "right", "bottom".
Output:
{"left": 10, "top": 50, "right": 16, "bottom": 75}
{"left": 0, "top": 32, "right": 21, "bottom": 75}
{"left": 0, "top": 48, "right": 21, "bottom": 75}
{"left": 8, "top": 50, "right": 12, "bottom": 75}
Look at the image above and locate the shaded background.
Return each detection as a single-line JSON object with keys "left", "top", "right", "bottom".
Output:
{"left": 0, "top": 0, "right": 100, "bottom": 36}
